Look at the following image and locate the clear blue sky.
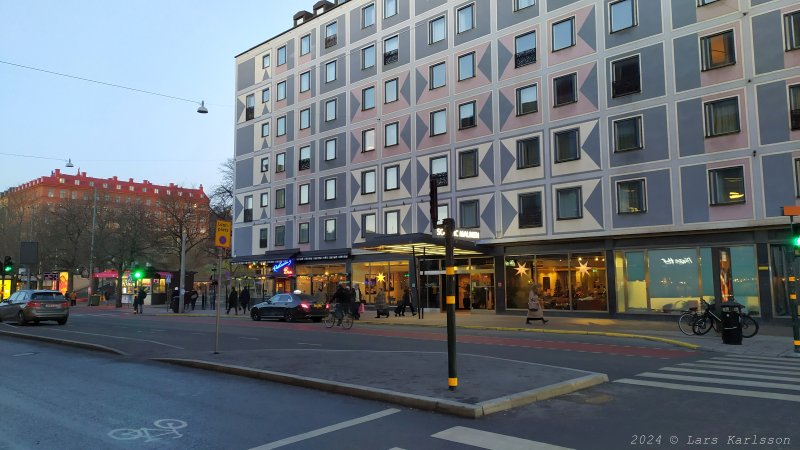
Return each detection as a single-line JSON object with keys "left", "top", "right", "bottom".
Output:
{"left": 0, "top": 1, "right": 305, "bottom": 193}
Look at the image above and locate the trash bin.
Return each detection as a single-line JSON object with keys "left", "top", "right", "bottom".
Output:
{"left": 170, "top": 296, "right": 180, "bottom": 313}
{"left": 89, "top": 294, "right": 101, "bottom": 306}
{"left": 720, "top": 301, "right": 743, "bottom": 345}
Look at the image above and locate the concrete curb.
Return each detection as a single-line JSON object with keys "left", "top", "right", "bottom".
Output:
{"left": 0, "top": 329, "right": 128, "bottom": 356}
{"left": 153, "top": 358, "right": 608, "bottom": 418}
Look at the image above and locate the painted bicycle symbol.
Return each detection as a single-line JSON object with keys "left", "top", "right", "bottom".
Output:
{"left": 108, "top": 419, "right": 187, "bottom": 442}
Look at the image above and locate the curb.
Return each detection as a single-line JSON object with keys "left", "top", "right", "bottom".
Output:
{"left": 153, "top": 358, "right": 607, "bottom": 418}
{"left": 0, "top": 329, "right": 128, "bottom": 356}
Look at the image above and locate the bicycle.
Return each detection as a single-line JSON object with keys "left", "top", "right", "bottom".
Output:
{"left": 323, "top": 303, "right": 353, "bottom": 330}
{"left": 108, "top": 419, "right": 187, "bottom": 442}
{"left": 677, "top": 302, "right": 703, "bottom": 336}
{"left": 692, "top": 299, "right": 759, "bottom": 338}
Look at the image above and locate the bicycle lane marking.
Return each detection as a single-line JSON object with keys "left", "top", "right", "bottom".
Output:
{"left": 5, "top": 326, "right": 185, "bottom": 349}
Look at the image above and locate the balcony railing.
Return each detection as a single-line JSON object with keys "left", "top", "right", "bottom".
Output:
{"left": 383, "top": 49, "right": 398, "bottom": 66}
{"left": 298, "top": 158, "right": 311, "bottom": 171}
{"left": 325, "top": 35, "right": 337, "bottom": 48}
{"left": 514, "top": 48, "right": 536, "bottom": 68}
{"left": 791, "top": 109, "right": 800, "bottom": 130}
{"left": 612, "top": 79, "right": 641, "bottom": 98}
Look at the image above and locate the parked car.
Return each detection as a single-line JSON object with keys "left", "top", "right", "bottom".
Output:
{"left": 0, "top": 290, "right": 69, "bottom": 325}
{"left": 250, "top": 293, "right": 328, "bottom": 322}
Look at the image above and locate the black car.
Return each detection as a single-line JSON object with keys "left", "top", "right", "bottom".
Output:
{"left": 250, "top": 293, "right": 328, "bottom": 322}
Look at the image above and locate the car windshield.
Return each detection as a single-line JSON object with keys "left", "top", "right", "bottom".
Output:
{"left": 32, "top": 292, "right": 65, "bottom": 300}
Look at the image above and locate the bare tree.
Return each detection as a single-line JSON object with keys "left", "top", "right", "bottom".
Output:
{"left": 209, "top": 158, "right": 234, "bottom": 220}
{"left": 156, "top": 190, "right": 211, "bottom": 278}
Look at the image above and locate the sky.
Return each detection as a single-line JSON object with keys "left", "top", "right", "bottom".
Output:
{"left": 0, "top": 0, "right": 307, "bottom": 193}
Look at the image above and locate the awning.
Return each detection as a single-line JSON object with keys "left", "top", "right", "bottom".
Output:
{"left": 93, "top": 270, "right": 172, "bottom": 279}
{"left": 353, "top": 233, "right": 490, "bottom": 257}
{"left": 231, "top": 249, "right": 299, "bottom": 265}
{"left": 295, "top": 249, "right": 351, "bottom": 262}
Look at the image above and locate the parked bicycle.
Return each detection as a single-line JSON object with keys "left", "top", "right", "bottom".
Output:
{"left": 677, "top": 302, "right": 703, "bottom": 336}
{"left": 323, "top": 303, "right": 353, "bottom": 330}
{"left": 692, "top": 299, "right": 759, "bottom": 338}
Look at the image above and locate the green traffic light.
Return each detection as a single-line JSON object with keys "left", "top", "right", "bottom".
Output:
{"left": 134, "top": 270, "right": 143, "bottom": 279}
{"left": 794, "top": 236, "right": 800, "bottom": 247}
{"left": 3, "top": 266, "right": 11, "bottom": 274}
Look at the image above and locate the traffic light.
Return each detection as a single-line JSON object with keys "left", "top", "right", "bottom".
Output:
{"left": 3, "top": 256, "right": 12, "bottom": 275}
{"left": 132, "top": 266, "right": 143, "bottom": 280}
{"left": 792, "top": 222, "right": 800, "bottom": 248}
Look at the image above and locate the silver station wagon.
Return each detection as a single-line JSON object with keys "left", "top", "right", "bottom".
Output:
{"left": 0, "top": 290, "right": 69, "bottom": 325}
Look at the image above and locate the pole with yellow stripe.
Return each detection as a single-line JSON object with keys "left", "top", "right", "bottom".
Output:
{"left": 443, "top": 218, "right": 458, "bottom": 390}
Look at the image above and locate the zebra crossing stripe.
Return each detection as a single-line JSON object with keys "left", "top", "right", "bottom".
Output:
{"left": 432, "top": 426, "right": 574, "bottom": 450}
{"left": 714, "top": 354, "right": 800, "bottom": 364}
{"left": 637, "top": 372, "right": 800, "bottom": 391}
{"left": 661, "top": 367, "right": 800, "bottom": 382}
{"left": 678, "top": 362, "right": 800, "bottom": 376}
{"left": 615, "top": 379, "right": 800, "bottom": 402}
{"left": 710, "top": 357, "right": 800, "bottom": 369}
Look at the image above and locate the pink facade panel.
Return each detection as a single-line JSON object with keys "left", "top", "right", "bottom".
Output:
{"left": 498, "top": 26, "right": 539, "bottom": 82}
{"left": 548, "top": 5, "right": 595, "bottom": 67}
{"left": 456, "top": 93, "right": 492, "bottom": 143}
{"left": 383, "top": 116, "right": 411, "bottom": 157}
{"left": 699, "top": 22, "right": 744, "bottom": 88}
{"left": 352, "top": 125, "right": 379, "bottom": 164}
{"left": 703, "top": 89, "right": 749, "bottom": 153}
{"left": 382, "top": 71, "right": 411, "bottom": 115}
{"left": 417, "top": 58, "right": 451, "bottom": 106}
{"left": 696, "top": 0, "right": 739, "bottom": 23}
{"left": 500, "top": 78, "right": 543, "bottom": 133}
{"left": 707, "top": 158, "right": 753, "bottom": 222}
{"left": 455, "top": 43, "right": 492, "bottom": 94}
{"left": 417, "top": 106, "right": 450, "bottom": 151}
{"left": 351, "top": 82, "right": 379, "bottom": 124}
{"left": 548, "top": 62, "right": 598, "bottom": 122}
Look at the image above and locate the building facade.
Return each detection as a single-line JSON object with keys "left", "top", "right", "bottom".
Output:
{"left": 233, "top": 0, "right": 800, "bottom": 320}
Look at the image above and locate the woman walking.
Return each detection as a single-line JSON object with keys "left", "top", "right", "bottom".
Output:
{"left": 526, "top": 284, "right": 548, "bottom": 325}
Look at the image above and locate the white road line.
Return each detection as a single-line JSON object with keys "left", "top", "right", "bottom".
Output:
{"left": 238, "top": 337, "right": 258, "bottom": 340}
{"left": 637, "top": 372, "right": 800, "bottom": 391}
{"left": 690, "top": 360, "right": 800, "bottom": 372}
{"left": 715, "top": 354, "right": 800, "bottom": 364}
{"left": 296, "top": 343, "right": 321, "bottom": 346}
{"left": 191, "top": 333, "right": 204, "bottom": 336}
{"left": 662, "top": 367, "right": 800, "bottom": 382}
{"left": 678, "top": 362, "right": 800, "bottom": 376}
{"left": 249, "top": 408, "right": 400, "bottom": 450}
{"left": 615, "top": 379, "right": 800, "bottom": 402}
{"left": 34, "top": 329, "right": 184, "bottom": 349}
{"left": 710, "top": 357, "right": 800, "bottom": 369}
{"left": 431, "top": 426, "right": 574, "bottom": 450}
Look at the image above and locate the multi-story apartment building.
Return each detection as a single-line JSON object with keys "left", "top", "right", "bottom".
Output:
{"left": 233, "top": 0, "right": 800, "bottom": 321}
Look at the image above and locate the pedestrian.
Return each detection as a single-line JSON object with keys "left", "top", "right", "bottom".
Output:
{"left": 526, "top": 284, "right": 548, "bottom": 325}
{"left": 134, "top": 287, "right": 146, "bottom": 315}
{"left": 171, "top": 287, "right": 180, "bottom": 313}
{"left": 201, "top": 291, "right": 206, "bottom": 310}
{"left": 183, "top": 290, "right": 192, "bottom": 313}
{"left": 190, "top": 289, "right": 199, "bottom": 311}
{"left": 227, "top": 287, "right": 239, "bottom": 315}
{"left": 240, "top": 287, "right": 251, "bottom": 313}
{"left": 374, "top": 288, "right": 389, "bottom": 318}
{"left": 351, "top": 284, "right": 362, "bottom": 320}
{"left": 332, "top": 284, "right": 350, "bottom": 325}
{"left": 397, "top": 288, "right": 415, "bottom": 316}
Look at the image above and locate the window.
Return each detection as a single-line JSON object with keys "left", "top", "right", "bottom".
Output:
{"left": 325, "top": 179, "right": 336, "bottom": 200}
{"left": 789, "top": 84, "right": 800, "bottom": 130}
{"left": 363, "top": 3, "right": 376, "bottom": 28}
{"left": 701, "top": 30, "right": 735, "bottom": 70}
{"left": 516, "top": 84, "right": 538, "bottom": 115}
{"left": 431, "top": 156, "right": 448, "bottom": 186}
{"left": 277, "top": 116, "right": 286, "bottom": 136}
{"left": 275, "top": 225, "right": 286, "bottom": 246}
{"left": 362, "top": 86, "right": 376, "bottom": 110}
{"left": 261, "top": 122, "right": 270, "bottom": 137}
{"left": 299, "top": 223, "right": 310, "bottom": 244}
{"left": 325, "top": 139, "right": 337, "bottom": 160}
{"left": 518, "top": 192, "right": 543, "bottom": 228}
{"left": 697, "top": 0, "right": 719, "bottom": 5}
{"left": 612, "top": 56, "right": 641, "bottom": 97}
{"left": 325, "top": 60, "right": 337, "bottom": 82}
{"left": 704, "top": 97, "right": 740, "bottom": 137}
{"left": 617, "top": 179, "right": 646, "bottom": 213}
{"left": 276, "top": 153, "right": 286, "bottom": 173}
{"left": 458, "top": 101, "right": 476, "bottom": 129}
{"left": 363, "top": 128, "right": 376, "bottom": 151}
{"left": 613, "top": 116, "right": 643, "bottom": 152}
{"left": 299, "top": 146, "right": 311, "bottom": 170}
{"left": 299, "top": 183, "right": 310, "bottom": 204}
{"left": 260, "top": 192, "right": 269, "bottom": 207}
{"left": 384, "top": 78, "right": 398, "bottom": 103}
{"left": 515, "top": 31, "right": 536, "bottom": 68}
{"left": 277, "top": 46, "right": 286, "bottom": 65}
{"left": 552, "top": 17, "right": 575, "bottom": 51}
{"left": 384, "top": 0, "right": 397, "bottom": 18}
{"left": 244, "top": 195, "right": 253, "bottom": 222}
{"left": 384, "top": 35, "right": 399, "bottom": 65}
{"left": 457, "top": 4, "right": 474, "bottom": 33}
{"left": 300, "top": 108, "right": 311, "bottom": 130}
{"left": 517, "top": 137, "right": 540, "bottom": 169}
{"left": 300, "top": 34, "right": 311, "bottom": 56}
{"left": 460, "top": 200, "right": 479, "bottom": 228}
{"left": 386, "top": 210, "right": 400, "bottom": 234}
{"left": 709, "top": 167, "right": 745, "bottom": 205}
{"left": 325, "top": 99, "right": 337, "bottom": 122}
{"left": 436, "top": 204, "right": 449, "bottom": 226}
{"left": 260, "top": 157, "right": 269, "bottom": 172}
{"left": 362, "top": 45, "right": 376, "bottom": 69}
{"left": 553, "top": 73, "right": 577, "bottom": 106}
{"left": 325, "top": 219, "right": 337, "bottom": 241}
{"left": 458, "top": 52, "right": 475, "bottom": 81}
{"left": 795, "top": 159, "right": 800, "bottom": 197}
{"left": 515, "top": 0, "right": 535, "bottom": 11}
{"left": 262, "top": 88, "right": 270, "bottom": 103}
{"left": 786, "top": 11, "right": 800, "bottom": 51}
{"left": 431, "top": 109, "right": 447, "bottom": 136}
{"left": 556, "top": 187, "right": 582, "bottom": 220}
{"left": 554, "top": 128, "right": 580, "bottom": 163}
{"left": 430, "top": 62, "right": 446, "bottom": 89}
{"left": 610, "top": 0, "right": 636, "bottom": 33}
{"left": 262, "top": 54, "right": 271, "bottom": 68}
{"left": 325, "top": 22, "right": 338, "bottom": 48}
{"left": 276, "top": 188, "right": 286, "bottom": 209}
{"left": 362, "top": 213, "right": 376, "bottom": 237}
{"left": 300, "top": 71, "right": 311, "bottom": 93}
{"left": 277, "top": 81, "right": 287, "bottom": 101}
{"left": 362, "top": 170, "right": 376, "bottom": 194}
{"left": 245, "top": 94, "right": 255, "bottom": 120}
{"left": 385, "top": 165, "right": 399, "bottom": 190}
{"left": 429, "top": 16, "right": 446, "bottom": 44}
{"left": 459, "top": 149, "right": 478, "bottom": 178}
{"left": 384, "top": 122, "right": 399, "bottom": 147}
{"left": 259, "top": 228, "right": 269, "bottom": 248}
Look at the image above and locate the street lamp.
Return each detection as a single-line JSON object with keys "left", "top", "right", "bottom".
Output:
{"left": 197, "top": 101, "right": 208, "bottom": 114}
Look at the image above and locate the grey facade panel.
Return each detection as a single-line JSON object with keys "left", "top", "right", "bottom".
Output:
{"left": 384, "top": 0, "right": 410, "bottom": 27}
{"left": 319, "top": 14, "right": 345, "bottom": 58}
{"left": 497, "top": 0, "right": 538, "bottom": 31}
{"left": 318, "top": 131, "right": 348, "bottom": 172}
{"left": 576, "top": 6, "right": 596, "bottom": 50}
{"left": 604, "top": 0, "right": 663, "bottom": 49}
{"left": 350, "top": 41, "right": 378, "bottom": 83}
{"left": 415, "top": 15, "right": 449, "bottom": 60}
{"left": 611, "top": 169, "right": 673, "bottom": 228}
{"left": 233, "top": 227, "right": 252, "bottom": 258}
{"left": 609, "top": 105, "right": 670, "bottom": 168}
{"left": 285, "top": 75, "right": 296, "bottom": 107}
{"left": 415, "top": 0, "right": 446, "bottom": 14}
{"left": 235, "top": 158, "right": 253, "bottom": 190}
{"left": 583, "top": 123, "right": 601, "bottom": 167}
{"left": 350, "top": 5, "right": 377, "bottom": 43}
{"left": 673, "top": 34, "right": 700, "bottom": 93}
{"left": 236, "top": 124, "right": 254, "bottom": 156}
{"left": 756, "top": 81, "right": 791, "bottom": 145}
{"left": 481, "top": 195, "right": 496, "bottom": 231}
{"left": 677, "top": 98, "right": 704, "bottom": 157}
{"left": 763, "top": 153, "right": 796, "bottom": 218}
{"left": 453, "top": 0, "right": 490, "bottom": 47}
{"left": 548, "top": 0, "right": 580, "bottom": 13}
{"left": 585, "top": 180, "right": 604, "bottom": 226}
{"left": 752, "top": 11, "right": 784, "bottom": 75}
{"left": 319, "top": 92, "right": 347, "bottom": 133}
{"left": 681, "top": 165, "right": 710, "bottom": 224}
{"left": 383, "top": 27, "right": 411, "bottom": 69}
{"left": 237, "top": 98, "right": 245, "bottom": 121}
{"left": 580, "top": 64, "right": 599, "bottom": 108}
{"left": 671, "top": 0, "right": 696, "bottom": 29}
{"left": 607, "top": 43, "right": 666, "bottom": 108}
{"left": 237, "top": 58, "right": 255, "bottom": 91}
{"left": 319, "top": 54, "right": 347, "bottom": 95}
{"left": 751, "top": 0, "right": 776, "bottom": 5}
{"left": 317, "top": 213, "right": 348, "bottom": 250}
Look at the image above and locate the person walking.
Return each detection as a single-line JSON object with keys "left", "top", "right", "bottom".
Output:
{"left": 190, "top": 289, "right": 199, "bottom": 311}
{"left": 526, "top": 284, "right": 548, "bottom": 325}
{"left": 397, "top": 288, "right": 415, "bottom": 316}
{"left": 374, "top": 288, "right": 389, "bottom": 318}
{"left": 351, "top": 284, "right": 362, "bottom": 320}
{"left": 227, "top": 287, "right": 239, "bottom": 315}
{"left": 134, "top": 287, "right": 147, "bottom": 315}
{"left": 239, "top": 287, "right": 251, "bottom": 313}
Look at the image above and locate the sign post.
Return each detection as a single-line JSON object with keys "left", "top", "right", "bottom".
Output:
{"left": 213, "top": 219, "right": 232, "bottom": 354}
{"left": 781, "top": 206, "right": 800, "bottom": 353}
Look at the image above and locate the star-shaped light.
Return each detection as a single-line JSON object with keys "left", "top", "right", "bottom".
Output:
{"left": 376, "top": 272, "right": 386, "bottom": 283}
{"left": 577, "top": 260, "right": 590, "bottom": 276}
{"left": 514, "top": 262, "right": 529, "bottom": 277}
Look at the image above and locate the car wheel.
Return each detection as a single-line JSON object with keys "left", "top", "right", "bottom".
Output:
{"left": 17, "top": 312, "right": 27, "bottom": 326}
{"left": 251, "top": 309, "right": 262, "bottom": 321}
{"left": 57, "top": 318, "right": 68, "bottom": 325}
{"left": 284, "top": 310, "right": 295, "bottom": 323}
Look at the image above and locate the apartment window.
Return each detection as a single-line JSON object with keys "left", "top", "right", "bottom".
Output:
{"left": 299, "top": 222, "right": 310, "bottom": 244}
{"left": 697, "top": 0, "right": 719, "bottom": 5}
{"left": 460, "top": 200, "right": 479, "bottom": 228}
{"left": 458, "top": 101, "right": 476, "bottom": 129}
{"left": 259, "top": 229, "right": 269, "bottom": 248}
{"left": 553, "top": 73, "right": 577, "bottom": 106}
{"left": 515, "top": 0, "right": 535, "bottom": 11}
{"left": 612, "top": 55, "right": 641, "bottom": 97}
{"left": 554, "top": 128, "right": 580, "bottom": 163}
{"left": 261, "top": 157, "right": 269, "bottom": 173}
{"left": 363, "top": 3, "right": 376, "bottom": 28}
{"left": 610, "top": 0, "right": 636, "bottom": 33}
{"left": 325, "top": 139, "right": 337, "bottom": 160}
{"left": 515, "top": 31, "right": 537, "bottom": 68}
{"left": 518, "top": 192, "right": 543, "bottom": 228}
{"left": 300, "top": 34, "right": 311, "bottom": 56}
{"left": 458, "top": 52, "right": 475, "bottom": 81}
{"left": 262, "top": 54, "right": 271, "bottom": 68}
{"left": 325, "top": 99, "right": 337, "bottom": 122}
{"left": 325, "top": 179, "right": 336, "bottom": 200}
{"left": 362, "top": 86, "right": 376, "bottom": 110}
{"left": 429, "top": 16, "right": 446, "bottom": 44}
{"left": 384, "top": 78, "right": 398, "bottom": 103}
{"left": 431, "top": 109, "right": 447, "bottom": 136}
{"left": 262, "top": 88, "right": 270, "bottom": 103}
{"left": 261, "top": 122, "right": 270, "bottom": 137}
{"left": 701, "top": 30, "right": 735, "bottom": 70}
{"left": 325, "top": 22, "right": 338, "bottom": 48}
{"left": 613, "top": 116, "right": 643, "bottom": 152}
{"left": 789, "top": 84, "right": 800, "bottom": 130}
{"left": 299, "top": 183, "right": 310, "bottom": 204}
{"left": 430, "top": 62, "right": 447, "bottom": 89}
{"left": 277, "top": 81, "right": 287, "bottom": 101}
{"left": 362, "top": 45, "right": 376, "bottom": 69}
{"left": 386, "top": 210, "right": 400, "bottom": 234}
{"left": 556, "top": 187, "right": 582, "bottom": 220}
{"left": 457, "top": 4, "right": 475, "bottom": 33}
{"left": 244, "top": 196, "right": 253, "bottom": 222}
{"left": 275, "top": 225, "right": 286, "bottom": 247}
{"left": 516, "top": 84, "right": 538, "bottom": 115}
{"left": 362, "top": 170, "right": 377, "bottom": 195}
{"left": 617, "top": 179, "right": 646, "bottom": 213}
{"left": 300, "top": 71, "right": 310, "bottom": 93}
{"left": 795, "top": 159, "right": 800, "bottom": 197}
{"left": 300, "top": 108, "right": 311, "bottom": 130}
{"left": 384, "top": 0, "right": 397, "bottom": 18}
{"left": 277, "top": 116, "right": 286, "bottom": 136}
{"left": 325, "top": 219, "right": 337, "bottom": 241}
{"left": 299, "top": 146, "right": 311, "bottom": 171}
{"left": 436, "top": 204, "right": 449, "bottom": 226}
{"left": 459, "top": 149, "right": 478, "bottom": 178}
{"left": 276, "top": 153, "right": 286, "bottom": 173}
{"left": 260, "top": 192, "right": 269, "bottom": 208}
{"left": 384, "top": 35, "right": 399, "bottom": 65}
{"left": 363, "top": 128, "right": 376, "bottom": 151}
{"left": 786, "top": 11, "right": 800, "bottom": 51}
{"left": 277, "top": 46, "right": 286, "bottom": 65}
{"left": 431, "top": 156, "right": 448, "bottom": 186}
{"left": 276, "top": 188, "right": 286, "bottom": 209}
{"left": 704, "top": 97, "right": 740, "bottom": 137}
{"left": 517, "top": 137, "right": 540, "bottom": 169}
{"left": 552, "top": 17, "right": 575, "bottom": 51}
{"left": 709, "top": 167, "right": 745, "bottom": 205}
{"left": 362, "top": 213, "right": 376, "bottom": 237}
{"left": 385, "top": 122, "right": 399, "bottom": 146}
{"left": 325, "top": 60, "right": 337, "bottom": 83}
{"left": 385, "top": 165, "right": 399, "bottom": 191}
{"left": 245, "top": 94, "right": 255, "bottom": 120}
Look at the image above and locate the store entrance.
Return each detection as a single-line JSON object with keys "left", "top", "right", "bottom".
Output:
{"left": 419, "top": 256, "right": 495, "bottom": 311}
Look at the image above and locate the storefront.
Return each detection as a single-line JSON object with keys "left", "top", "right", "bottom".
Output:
{"left": 295, "top": 250, "right": 350, "bottom": 302}
{"left": 93, "top": 270, "right": 170, "bottom": 305}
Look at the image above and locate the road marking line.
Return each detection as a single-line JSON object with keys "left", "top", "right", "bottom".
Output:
{"left": 715, "top": 354, "right": 800, "bottom": 364}
{"left": 710, "top": 357, "right": 800, "bottom": 369}
{"left": 296, "top": 343, "right": 321, "bottom": 346}
{"left": 36, "top": 329, "right": 184, "bottom": 349}
{"left": 431, "top": 426, "right": 574, "bottom": 450}
{"left": 678, "top": 362, "right": 799, "bottom": 375}
{"left": 662, "top": 367, "right": 800, "bottom": 382}
{"left": 637, "top": 372, "right": 800, "bottom": 391}
{"left": 615, "top": 378, "right": 800, "bottom": 402}
{"left": 691, "top": 360, "right": 800, "bottom": 372}
{"left": 249, "top": 408, "right": 400, "bottom": 450}
{"left": 238, "top": 337, "right": 258, "bottom": 340}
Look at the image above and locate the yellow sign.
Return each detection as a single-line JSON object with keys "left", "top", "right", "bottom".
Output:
{"left": 215, "top": 220, "right": 232, "bottom": 248}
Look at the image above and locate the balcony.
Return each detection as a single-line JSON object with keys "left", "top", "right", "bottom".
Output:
{"left": 298, "top": 158, "right": 311, "bottom": 171}
{"left": 514, "top": 48, "right": 536, "bottom": 69}
{"left": 383, "top": 49, "right": 398, "bottom": 66}
{"left": 792, "top": 109, "right": 800, "bottom": 130}
{"left": 612, "top": 79, "right": 641, "bottom": 98}
{"left": 325, "top": 35, "right": 337, "bottom": 48}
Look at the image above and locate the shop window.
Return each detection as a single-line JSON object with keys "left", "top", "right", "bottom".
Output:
{"left": 325, "top": 218, "right": 336, "bottom": 241}
{"left": 384, "top": 165, "right": 399, "bottom": 191}
{"left": 553, "top": 73, "right": 577, "bottom": 106}
{"left": 300, "top": 71, "right": 310, "bottom": 93}
{"left": 245, "top": 94, "right": 255, "bottom": 121}
{"left": 384, "top": 78, "right": 398, "bottom": 103}
{"left": 276, "top": 153, "right": 286, "bottom": 173}
{"left": 275, "top": 188, "right": 286, "bottom": 209}
{"left": 518, "top": 192, "right": 542, "bottom": 228}
{"left": 362, "top": 213, "right": 376, "bottom": 237}
{"left": 610, "top": 0, "right": 636, "bottom": 33}
{"left": 244, "top": 196, "right": 253, "bottom": 222}
{"left": 459, "top": 101, "right": 476, "bottom": 129}
{"left": 299, "top": 108, "right": 310, "bottom": 130}
{"left": 385, "top": 210, "right": 400, "bottom": 234}
{"left": 460, "top": 200, "right": 479, "bottom": 228}
{"left": 786, "top": 11, "right": 800, "bottom": 51}
{"left": 384, "top": 122, "right": 399, "bottom": 147}
{"left": 277, "top": 45, "right": 286, "bottom": 66}
{"left": 704, "top": 97, "right": 740, "bottom": 137}
{"left": 362, "top": 170, "right": 376, "bottom": 195}
{"left": 457, "top": 4, "right": 474, "bottom": 34}
{"left": 617, "top": 179, "right": 646, "bottom": 213}
{"left": 363, "top": 3, "right": 376, "bottom": 28}
{"left": 299, "top": 222, "right": 310, "bottom": 244}
{"left": 709, "top": 166, "right": 745, "bottom": 205}
{"left": 430, "top": 62, "right": 447, "bottom": 90}
{"left": 459, "top": 149, "right": 478, "bottom": 179}
{"left": 363, "top": 128, "right": 376, "bottom": 152}
{"left": 554, "top": 128, "right": 580, "bottom": 163}
{"left": 429, "top": 16, "right": 446, "bottom": 44}
{"left": 362, "top": 45, "right": 376, "bottom": 69}
{"left": 458, "top": 52, "right": 475, "bottom": 81}
{"left": 552, "top": 17, "right": 575, "bottom": 52}
{"left": 701, "top": 30, "right": 735, "bottom": 71}
{"left": 648, "top": 248, "right": 700, "bottom": 312}
{"left": 516, "top": 84, "right": 538, "bottom": 115}
{"left": 277, "top": 81, "right": 286, "bottom": 101}
{"left": 613, "top": 116, "right": 643, "bottom": 152}
{"left": 300, "top": 34, "right": 311, "bottom": 56}
{"left": 430, "top": 156, "right": 448, "bottom": 185}
{"left": 362, "top": 86, "right": 376, "bottom": 111}
{"left": 612, "top": 55, "right": 641, "bottom": 97}
{"left": 299, "top": 184, "right": 309, "bottom": 205}
{"left": 325, "top": 178, "right": 336, "bottom": 200}
{"left": 517, "top": 137, "right": 540, "bottom": 169}
{"left": 275, "top": 225, "right": 285, "bottom": 246}
{"left": 515, "top": 31, "right": 536, "bottom": 68}
{"left": 431, "top": 109, "right": 447, "bottom": 136}
{"left": 259, "top": 229, "right": 268, "bottom": 248}
{"left": 556, "top": 187, "right": 582, "bottom": 220}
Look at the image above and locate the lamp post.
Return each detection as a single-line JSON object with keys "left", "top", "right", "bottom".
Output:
{"left": 88, "top": 187, "right": 97, "bottom": 303}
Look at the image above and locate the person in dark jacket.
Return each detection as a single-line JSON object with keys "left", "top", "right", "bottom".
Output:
{"left": 239, "top": 287, "right": 251, "bottom": 313}
{"left": 134, "top": 287, "right": 147, "bottom": 315}
{"left": 190, "top": 289, "right": 199, "bottom": 310}
{"left": 332, "top": 285, "right": 350, "bottom": 325}
{"left": 227, "top": 287, "right": 239, "bottom": 315}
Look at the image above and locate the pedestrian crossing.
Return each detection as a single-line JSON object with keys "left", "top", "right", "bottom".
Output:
{"left": 386, "top": 427, "right": 574, "bottom": 450}
{"left": 615, "top": 354, "right": 800, "bottom": 402}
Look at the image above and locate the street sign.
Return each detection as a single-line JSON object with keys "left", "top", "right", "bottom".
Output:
{"left": 214, "top": 220, "right": 232, "bottom": 248}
